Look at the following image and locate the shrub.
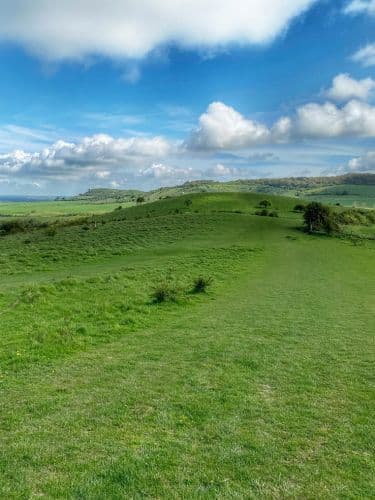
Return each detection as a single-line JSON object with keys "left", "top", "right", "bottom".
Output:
{"left": 259, "top": 200, "right": 272, "bottom": 208}
{"left": 303, "top": 202, "right": 339, "bottom": 234}
{"left": 269, "top": 210, "right": 279, "bottom": 217}
{"left": 151, "top": 282, "right": 179, "bottom": 303}
{"left": 293, "top": 203, "right": 305, "bottom": 212}
{"left": 184, "top": 198, "right": 193, "bottom": 207}
{"left": 0, "top": 220, "right": 26, "bottom": 235}
{"left": 136, "top": 196, "right": 145, "bottom": 203}
{"left": 192, "top": 276, "right": 213, "bottom": 293}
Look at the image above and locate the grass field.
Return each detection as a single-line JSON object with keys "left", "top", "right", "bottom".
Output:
{"left": 0, "top": 200, "right": 130, "bottom": 220}
{"left": 303, "top": 184, "right": 375, "bottom": 208}
{"left": 0, "top": 192, "right": 374, "bottom": 497}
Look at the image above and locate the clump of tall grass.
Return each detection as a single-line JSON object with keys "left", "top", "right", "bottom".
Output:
{"left": 192, "top": 276, "right": 213, "bottom": 293}
{"left": 151, "top": 282, "right": 179, "bottom": 303}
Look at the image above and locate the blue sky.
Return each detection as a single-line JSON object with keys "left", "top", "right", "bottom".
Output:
{"left": 0, "top": 0, "right": 374, "bottom": 195}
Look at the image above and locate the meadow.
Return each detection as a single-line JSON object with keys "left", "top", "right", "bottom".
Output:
{"left": 0, "top": 200, "right": 132, "bottom": 220}
{"left": 0, "top": 192, "right": 374, "bottom": 497}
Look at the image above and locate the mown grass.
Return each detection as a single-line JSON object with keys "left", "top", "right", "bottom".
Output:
{"left": 0, "top": 192, "right": 374, "bottom": 498}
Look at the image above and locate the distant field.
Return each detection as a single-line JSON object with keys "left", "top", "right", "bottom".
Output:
{"left": 0, "top": 200, "right": 131, "bottom": 219}
{"left": 303, "top": 184, "right": 375, "bottom": 208}
{"left": 0, "top": 192, "right": 374, "bottom": 497}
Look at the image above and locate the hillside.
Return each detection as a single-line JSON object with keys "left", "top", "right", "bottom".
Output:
{"left": 71, "top": 173, "right": 375, "bottom": 208}
{"left": 0, "top": 191, "right": 374, "bottom": 497}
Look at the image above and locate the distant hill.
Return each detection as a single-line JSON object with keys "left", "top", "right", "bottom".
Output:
{"left": 70, "top": 173, "right": 375, "bottom": 208}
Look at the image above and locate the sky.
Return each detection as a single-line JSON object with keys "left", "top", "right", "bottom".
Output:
{"left": 0, "top": 0, "right": 374, "bottom": 195}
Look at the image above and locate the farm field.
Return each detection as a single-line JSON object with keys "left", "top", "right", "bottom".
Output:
{"left": 0, "top": 192, "right": 374, "bottom": 497}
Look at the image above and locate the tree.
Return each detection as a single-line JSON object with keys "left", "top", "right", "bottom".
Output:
{"left": 303, "top": 202, "right": 338, "bottom": 234}
{"left": 259, "top": 199, "right": 272, "bottom": 208}
{"left": 136, "top": 196, "right": 145, "bottom": 203}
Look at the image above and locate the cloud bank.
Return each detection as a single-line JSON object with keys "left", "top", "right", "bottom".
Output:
{"left": 0, "top": 135, "right": 171, "bottom": 180}
{"left": 187, "top": 96, "right": 375, "bottom": 151}
{"left": 0, "top": 0, "right": 317, "bottom": 61}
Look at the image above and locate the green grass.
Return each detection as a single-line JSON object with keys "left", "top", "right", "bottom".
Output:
{"left": 303, "top": 184, "right": 375, "bottom": 208}
{"left": 0, "top": 192, "right": 374, "bottom": 497}
{"left": 0, "top": 200, "right": 131, "bottom": 219}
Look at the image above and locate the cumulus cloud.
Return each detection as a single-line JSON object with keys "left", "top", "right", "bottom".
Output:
{"left": 324, "top": 73, "right": 375, "bottom": 101}
{"left": 343, "top": 0, "right": 375, "bottom": 15}
{"left": 0, "top": 0, "right": 317, "bottom": 61}
{"left": 186, "top": 99, "right": 375, "bottom": 151}
{"left": 0, "top": 134, "right": 172, "bottom": 179}
{"left": 352, "top": 43, "right": 375, "bottom": 67}
{"left": 294, "top": 100, "right": 375, "bottom": 138}
{"left": 186, "top": 102, "right": 272, "bottom": 150}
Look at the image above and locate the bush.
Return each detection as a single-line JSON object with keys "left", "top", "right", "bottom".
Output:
{"left": 259, "top": 200, "right": 272, "bottom": 208}
{"left": 0, "top": 220, "right": 26, "bottom": 235}
{"left": 184, "top": 198, "right": 193, "bottom": 207}
{"left": 151, "top": 282, "right": 179, "bottom": 303}
{"left": 293, "top": 203, "right": 305, "bottom": 212}
{"left": 192, "top": 276, "right": 213, "bottom": 293}
{"left": 136, "top": 196, "right": 145, "bottom": 203}
{"left": 269, "top": 210, "right": 279, "bottom": 217}
{"left": 303, "top": 202, "right": 339, "bottom": 234}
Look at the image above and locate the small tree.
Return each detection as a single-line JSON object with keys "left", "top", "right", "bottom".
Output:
{"left": 184, "top": 198, "right": 192, "bottom": 207}
{"left": 303, "top": 202, "right": 338, "bottom": 234}
{"left": 259, "top": 199, "right": 272, "bottom": 208}
{"left": 136, "top": 196, "right": 145, "bottom": 203}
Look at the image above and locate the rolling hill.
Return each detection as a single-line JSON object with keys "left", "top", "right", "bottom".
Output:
{"left": 0, "top": 191, "right": 374, "bottom": 497}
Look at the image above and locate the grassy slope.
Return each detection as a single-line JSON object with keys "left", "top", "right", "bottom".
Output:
{"left": 303, "top": 184, "right": 375, "bottom": 208}
{"left": 0, "top": 193, "right": 374, "bottom": 497}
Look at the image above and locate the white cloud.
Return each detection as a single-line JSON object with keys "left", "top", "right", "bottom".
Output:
{"left": 140, "top": 163, "right": 194, "bottom": 180}
{"left": 324, "top": 73, "right": 375, "bottom": 101}
{"left": 343, "top": 0, "right": 375, "bottom": 15}
{"left": 206, "top": 163, "right": 239, "bottom": 177}
{"left": 352, "top": 43, "right": 375, "bottom": 67}
{"left": 0, "top": 124, "right": 58, "bottom": 152}
{"left": 294, "top": 100, "right": 375, "bottom": 138}
{"left": 0, "top": 0, "right": 317, "bottom": 61}
{"left": 186, "top": 102, "right": 271, "bottom": 150}
{"left": 0, "top": 134, "right": 172, "bottom": 179}
{"left": 345, "top": 151, "right": 375, "bottom": 172}
{"left": 187, "top": 99, "right": 375, "bottom": 151}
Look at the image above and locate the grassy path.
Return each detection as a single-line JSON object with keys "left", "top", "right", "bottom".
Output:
{"left": 1, "top": 235, "right": 374, "bottom": 498}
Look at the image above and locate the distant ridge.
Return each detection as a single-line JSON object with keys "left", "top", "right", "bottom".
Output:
{"left": 70, "top": 173, "right": 375, "bottom": 204}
